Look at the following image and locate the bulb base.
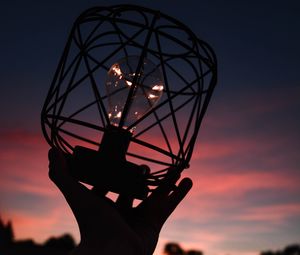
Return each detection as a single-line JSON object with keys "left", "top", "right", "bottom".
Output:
{"left": 100, "top": 125, "right": 132, "bottom": 160}
{"left": 68, "top": 126, "right": 149, "bottom": 200}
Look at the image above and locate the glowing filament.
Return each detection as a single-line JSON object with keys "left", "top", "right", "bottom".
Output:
{"left": 106, "top": 56, "right": 164, "bottom": 130}
{"left": 126, "top": 80, "right": 132, "bottom": 86}
{"left": 116, "top": 111, "right": 122, "bottom": 118}
{"left": 112, "top": 65, "right": 122, "bottom": 76}
{"left": 148, "top": 94, "right": 158, "bottom": 99}
{"left": 152, "top": 85, "right": 164, "bottom": 91}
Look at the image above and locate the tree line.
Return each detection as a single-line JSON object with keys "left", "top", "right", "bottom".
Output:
{"left": 1, "top": 216, "right": 299, "bottom": 255}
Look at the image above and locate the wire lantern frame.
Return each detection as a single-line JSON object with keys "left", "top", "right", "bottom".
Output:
{"left": 41, "top": 4, "right": 217, "bottom": 191}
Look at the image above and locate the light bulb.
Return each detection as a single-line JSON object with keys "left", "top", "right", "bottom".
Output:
{"left": 106, "top": 56, "right": 164, "bottom": 131}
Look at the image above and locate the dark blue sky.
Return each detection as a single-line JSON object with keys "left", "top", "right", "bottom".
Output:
{"left": 1, "top": 1, "right": 299, "bottom": 122}
{"left": 1, "top": 1, "right": 300, "bottom": 128}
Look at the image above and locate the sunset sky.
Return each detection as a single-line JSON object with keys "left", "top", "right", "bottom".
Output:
{"left": 1, "top": 1, "right": 300, "bottom": 255}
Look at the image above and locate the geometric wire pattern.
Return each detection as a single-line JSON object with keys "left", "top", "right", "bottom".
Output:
{"left": 41, "top": 4, "right": 217, "bottom": 190}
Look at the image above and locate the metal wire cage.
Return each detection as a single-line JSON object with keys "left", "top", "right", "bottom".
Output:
{"left": 41, "top": 4, "right": 217, "bottom": 194}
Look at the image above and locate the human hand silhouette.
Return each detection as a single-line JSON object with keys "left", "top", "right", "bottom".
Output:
{"left": 48, "top": 147, "right": 192, "bottom": 255}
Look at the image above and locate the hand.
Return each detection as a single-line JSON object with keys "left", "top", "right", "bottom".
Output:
{"left": 48, "top": 147, "right": 193, "bottom": 255}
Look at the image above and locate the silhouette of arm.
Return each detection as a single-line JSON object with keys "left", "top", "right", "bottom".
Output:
{"left": 48, "top": 148, "right": 192, "bottom": 255}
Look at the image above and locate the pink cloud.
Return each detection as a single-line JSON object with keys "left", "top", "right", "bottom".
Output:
{"left": 0, "top": 129, "right": 53, "bottom": 196}
{"left": 237, "top": 203, "right": 300, "bottom": 223}
{"left": 0, "top": 130, "right": 78, "bottom": 241}
{"left": 188, "top": 169, "right": 299, "bottom": 196}
{"left": 167, "top": 166, "right": 300, "bottom": 228}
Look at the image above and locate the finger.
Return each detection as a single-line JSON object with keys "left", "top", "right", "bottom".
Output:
{"left": 48, "top": 147, "right": 58, "bottom": 160}
{"left": 140, "top": 164, "right": 151, "bottom": 175}
{"left": 137, "top": 177, "right": 192, "bottom": 233}
{"left": 116, "top": 193, "right": 134, "bottom": 212}
{"left": 48, "top": 147, "right": 88, "bottom": 204}
{"left": 136, "top": 170, "right": 180, "bottom": 216}
{"left": 48, "top": 147, "right": 69, "bottom": 179}
{"left": 162, "top": 177, "right": 193, "bottom": 220}
{"left": 146, "top": 170, "right": 181, "bottom": 204}
{"left": 48, "top": 147, "right": 65, "bottom": 164}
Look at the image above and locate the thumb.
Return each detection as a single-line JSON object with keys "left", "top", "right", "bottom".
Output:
{"left": 48, "top": 147, "right": 70, "bottom": 183}
{"left": 159, "top": 177, "right": 193, "bottom": 225}
{"left": 48, "top": 147, "right": 84, "bottom": 195}
{"left": 48, "top": 148, "right": 93, "bottom": 217}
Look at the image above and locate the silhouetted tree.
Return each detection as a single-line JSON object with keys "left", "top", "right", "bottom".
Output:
{"left": 283, "top": 244, "right": 300, "bottom": 255}
{"left": 0, "top": 216, "right": 77, "bottom": 255}
{"left": 261, "top": 251, "right": 276, "bottom": 255}
{"left": 44, "top": 233, "right": 76, "bottom": 251}
{"left": 0, "top": 216, "right": 14, "bottom": 247}
{"left": 163, "top": 242, "right": 203, "bottom": 255}
{"left": 261, "top": 244, "right": 300, "bottom": 255}
{"left": 186, "top": 250, "right": 203, "bottom": 255}
{"left": 164, "top": 242, "right": 185, "bottom": 255}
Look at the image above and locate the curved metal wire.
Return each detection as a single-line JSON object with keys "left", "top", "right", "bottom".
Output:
{"left": 41, "top": 4, "right": 217, "bottom": 190}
